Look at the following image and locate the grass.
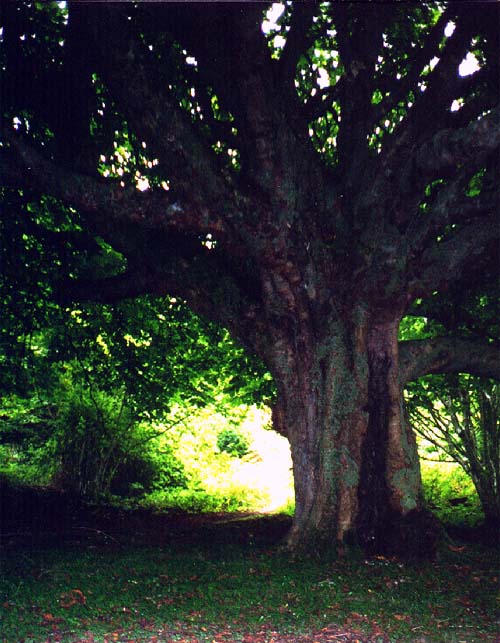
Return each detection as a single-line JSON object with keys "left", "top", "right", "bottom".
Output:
{"left": 1, "top": 518, "right": 498, "bottom": 643}
{"left": 0, "top": 433, "right": 497, "bottom": 643}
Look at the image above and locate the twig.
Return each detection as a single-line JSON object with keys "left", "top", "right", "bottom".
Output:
{"left": 72, "top": 526, "right": 121, "bottom": 544}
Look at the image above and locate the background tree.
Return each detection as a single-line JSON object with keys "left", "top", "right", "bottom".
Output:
{"left": 1, "top": 1, "right": 499, "bottom": 555}
{"left": 406, "top": 373, "right": 499, "bottom": 531}
{"left": 402, "top": 283, "right": 500, "bottom": 531}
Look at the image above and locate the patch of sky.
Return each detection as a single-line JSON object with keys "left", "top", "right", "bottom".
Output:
{"left": 459, "top": 52, "right": 480, "bottom": 77}
{"left": 262, "top": 3, "right": 285, "bottom": 34}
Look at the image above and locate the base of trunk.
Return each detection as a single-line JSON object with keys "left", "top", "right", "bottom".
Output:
{"left": 363, "top": 508, "right": 442, "bottom": 560}
{"left": 285, "top": 508, "right": 442, "bottom": 560}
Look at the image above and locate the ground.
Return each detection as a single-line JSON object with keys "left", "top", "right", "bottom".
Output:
{"left": 1, "top": 483, "right": 499, "bottom": 643}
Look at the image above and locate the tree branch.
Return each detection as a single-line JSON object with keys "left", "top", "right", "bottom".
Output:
{"left": 333, "top": 3, "right": 388, "bottom": 175}
{"left": 403, "top": 169, "right": 499, "bottom": 264}
{"left": 371, "top": 6, "right": 454, "bottom": 128}
{"left": 399, "top": 336, "right": 500, "bottom": 383}
{"left": 410, "top": 218, "right": 500, "bottom": 298}
{"left": 414, "top": 107, "right": 500, "bottom": 177}
{"left": 56, "top": 246, "right": 271, "bottom": 365}
{"left": 1, "top": 129, "right": 231, "bottom": 241}
{"left": 379, "top": 6, "right": 498, "bottom": 181}
{"left": 401, "top": 11, "right": 480, "bottom": 136}
{"left": 279, "top": 3, "right": 316, "bottom": 83}
{"left": 80, "top": 4, "right": 236, "bottom": 208}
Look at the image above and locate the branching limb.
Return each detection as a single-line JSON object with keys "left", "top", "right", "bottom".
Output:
{"left": 403, "top": 169, "right": 499, "bottom": 265}
{"left": 279, "top": 3, "right": 317, "bottom": 84}
{"left": 399, "top": 336, "right": 500, "bottom": 383}
{"left": 402, "top": 12, "right": 480, "bottom": 135}
{"left": 79, "top": 4, "right": 235, "bottom": 208}
{"left": 332, "top": 3, "right": 388, "bottom": 174}
{"left": 410, "top": 219, "right": 499, "bottom": 298}
{"left": 414, "top": 107, "right": 500, "bottom": 177}
{"left": 1, "top": 129, "right": 231, "bottom": 241}
{"left": 56, "top": 248, "right": 270, "bottom": 364}
{"left": 380, "top": 7, "right": 498, "bottom": 180}
{"left": 371, "top": 7, "right": 454, "bottom": 128}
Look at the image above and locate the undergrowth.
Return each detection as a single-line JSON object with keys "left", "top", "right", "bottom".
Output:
{"left": 420, "top": 461, "right": 484, "bottom": 528}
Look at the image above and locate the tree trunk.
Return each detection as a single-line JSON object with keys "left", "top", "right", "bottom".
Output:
{"left": 473, "top": 475, "right": 500, "bottom": 533}
{"left": 269, "top": 309, "right": 437, "bottom": 557}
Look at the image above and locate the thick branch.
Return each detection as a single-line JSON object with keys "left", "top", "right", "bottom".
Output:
{"left": 371, "top": 6, "right": 454, "bottom": 127}
{"left": 411, "top": 219, "right": 500, "bottom": 298}
{"left": 379, "top": 8, "right": 498, "bottom": 182}
{"left": 81, "top": 4, "right": 235, "bottom": 208}
{"left": 399, "top": 337, "right": 500, "bottom": 383}
{"left": 160, "top": 4, "right": 283, "bottom": 193}
{"left": 333, "top": 3, "right": 387, "bottom": 176}
{"left": 279, "top": 3, "right": 316, "bottom": 83}
{"left": 1, "top": 130, "right": 231, "bottom": 241}
{"left": 414, "top": 107, "right": 500, "bottom": 176}
{"left": 402, "top": 12, "right": 481, "bottom": 136}
{"left": 58, "top": 268, "right": 163, "bottom": 305}
{"left": 59, "top": 253, "right": 270, "bottom": 363}
{"left": 52, "top": 2, "right": 98, "bottom": 173}
{"left": 404, "top": 171, "right": 499, "bottom": 263}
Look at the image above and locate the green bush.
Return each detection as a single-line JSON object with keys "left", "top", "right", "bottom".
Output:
{"left": 143, "top": 481, "right": 266, "bottom": 513}
{"left": 216, "top": 426, "right": 250, "bottom": 458}
{"left": 137, "top": 404, "right": 278, "bottom": 513}
{"left": 51, "top": 384, "right": 159, "bottom": 501}
{"left": 0, "top": 444, "right": 50, "bottom": 487}
{"left": 421, "top": 461, "right": 484, "bottom": 528}
{"left": 0, "top": 394, "right": 57, "bottom": 486}
{"left": 109, "top": 452, "right": 158, "bottom": 497}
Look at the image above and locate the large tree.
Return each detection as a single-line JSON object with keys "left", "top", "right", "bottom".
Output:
{"left": 1, "top": 1, "right": 499, "bottom": 555}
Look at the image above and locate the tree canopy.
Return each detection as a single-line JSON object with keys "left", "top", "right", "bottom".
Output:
{"left": 1, "top": 1, "right": 499, "bottom": 556}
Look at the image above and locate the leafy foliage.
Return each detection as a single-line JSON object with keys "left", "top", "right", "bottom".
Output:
{"left": 0, "top": 209, "right": 274, "bottom": 499}
{"left": 141, "top": 404, "right": 271, "bottom": 514}
{"left": 217, "top": 426, "right": 250, "bottom": 458}
{"left": 420, "top": 460, "right": 483, "bottom": 528}
{"left": 407, "top": 374, "right": 500, "bottom": 528}
{"left": 50, "top": 381, "right": 145, "bottom": 500}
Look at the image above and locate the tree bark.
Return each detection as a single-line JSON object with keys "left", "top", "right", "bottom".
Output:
{"left": 277, "top": 313, "right": 369, "bottom": 552}
{"left": 268, "top": 306, "right": 434, "bottom": 557}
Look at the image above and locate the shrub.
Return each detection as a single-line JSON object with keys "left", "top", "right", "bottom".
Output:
{"left": 109, "top": 452, "right": 158, "bottom": 497}
{"left": 143, "top": 481, "right": 267, "bottom": 513}
{"left": 51, "top": 384, "right": 158, "bottom": 501}
{"left": 0, "top": 394, "right": 57, "bottom": 486}
{"left": 421, "top": 461, "right": 484, "bottom": 528}
{"left": 216, "top": 426, "right": 250, "bottom": 458}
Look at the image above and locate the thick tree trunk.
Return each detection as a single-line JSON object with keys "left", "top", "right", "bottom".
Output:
{"left": 356, "top": 321, "right": 431, "bottom": 555}
{"left": 269, "top": 310, "right": 437, "bottom": 557}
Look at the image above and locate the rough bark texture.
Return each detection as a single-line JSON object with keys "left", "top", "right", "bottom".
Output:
{"left": 2, "top": 2, "right": 499, "bottom": 557}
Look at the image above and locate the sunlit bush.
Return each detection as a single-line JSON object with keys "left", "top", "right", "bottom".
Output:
{"left": 138, "top": 403, "right": 293, "bottom": 513}
{"left": 51, "top": 383, "right": 162, "bottom": 501}
{"left": 420, "top": 460, "right": 483, "bottom": 528}
{"left": 217, "top": 426, "right": 250, "bottom": 458}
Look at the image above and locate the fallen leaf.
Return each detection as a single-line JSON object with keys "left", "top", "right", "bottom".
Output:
{"left": 60, "top": 588, "right": 86, "bottom": 609}
{"left": 394, "top": 613, "right": 411, "bottom": 622}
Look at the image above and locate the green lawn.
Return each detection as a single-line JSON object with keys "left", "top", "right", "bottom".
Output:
{"left": 1, "top": 519, "right": 498, "bottom": 643}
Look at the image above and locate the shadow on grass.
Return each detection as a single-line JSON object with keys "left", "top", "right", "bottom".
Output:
{"left": 1, "top": 481, "right": 499, "bottom": 643}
